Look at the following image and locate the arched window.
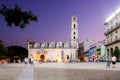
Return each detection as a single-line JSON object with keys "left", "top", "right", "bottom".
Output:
{"left": 49, "top": 42, "right": 55, "bottom": 48}
{"left": 64, "top": 42, "right": 70, "bottom": 48}
{"left": 74, "top": 24, "right": 76, "bottom": 29}
{"left": 115, "top": 36, "right": 117, "bottom": 40}
{"left": 74, "top": 36, "right": 76, "bottom": 39}
{"left": 41, "top": 42, "right": 48, "bottom": 48}
{"left": 73, "top": 17, "right": 76, "bottom": 20}
{"left": 73, "top": 32, "right": 76, "bottom": 35}
{"left": 56, "top": 42, "right": 63, "bottom": 48}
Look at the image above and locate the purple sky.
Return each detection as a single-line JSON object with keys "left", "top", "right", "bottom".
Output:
{"left": 0, "top": 0, "right": 120, "bottom": 48}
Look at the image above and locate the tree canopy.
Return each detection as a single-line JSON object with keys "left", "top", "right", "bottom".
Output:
{"left": 0, "top": 42, "right": 7, "bottom": 59}
{"left": 7, "top": 45, "right": 28, "bottom": 62}
{"left": 0, "top": 4, "right": 37, "bottom": 29}
{"left": 113, "top": 47, "right": 120, "bottom": 60}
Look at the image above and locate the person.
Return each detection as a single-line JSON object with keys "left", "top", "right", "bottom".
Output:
{"left": 96, "top": 56, "right": 99, "bottom": 63}
{"left": 106, "top": 58, "right": 111, "bottom": 68}
{"left": 31, "top": 57, "right": 34, "bottom": 65}
{"left": 92, "top": 56, "right": 95, "bottom": 62}
{"left": 24, "top": 57, "right": 28, "bottom": 64}
{"left": 29, "top": 58, "right": 31, "bottom": 64}
{"left": 111, "top": 56, "right": 116, "bottom": 68}
{"left": 18, "top": 58, "right": 21, "bottom": 63}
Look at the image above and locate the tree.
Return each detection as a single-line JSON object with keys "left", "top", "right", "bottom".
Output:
{"left": 7, "top": 45, "right": 28, "bottom": 62}
{"left": 0, "top": 4, "right": 37, "bottom": 29}
{"left": 113, "top": 47, "right": 120, "bottom": 61}
{"left": 0, "top": 41, "right": 7, "bottom": 60}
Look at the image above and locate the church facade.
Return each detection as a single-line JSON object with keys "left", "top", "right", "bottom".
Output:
{"left": 28, "top": 16, "right": 79, "bottom": 62}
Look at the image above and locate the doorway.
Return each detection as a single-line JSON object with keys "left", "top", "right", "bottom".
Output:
{"left": 40, "top": 55, "right": 45, "bottom": 61}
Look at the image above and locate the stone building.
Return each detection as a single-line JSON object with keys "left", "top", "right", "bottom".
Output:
{"left": 28, "top": 16, "right": 79, "bottom": 62}
{"left": 78, "top": 38, "right": 95, "bottom": 61}
{"left": 104, "top": 8, "right": 120, "bottom": 58}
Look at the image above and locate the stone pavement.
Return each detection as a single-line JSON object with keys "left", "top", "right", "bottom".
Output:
{"left": 34, "top": 62, "right": 120, "bottom": 70}
{"left": 15, "top": 62, "right": 120, "bottom": 80}
{"left": 16, "top": 65, "right": 34, "bottom": 80}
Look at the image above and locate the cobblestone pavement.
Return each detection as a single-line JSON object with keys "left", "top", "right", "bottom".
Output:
{"left": 34, "top": 62, "right": 120, "bottom": 80}
{"left": 16, "top": 65, "right": 34, "bottom": 80}
{"left": 34, "top": 62, "right": 120, "bottom": 70}
{"left": 2, "top": 62, "right": 120, "bottom": 80}
{"left": 0, "top": 64, "right": 24, "bottom": 80}
{"left": 34, "top": 67, "right": 120, "bottom": 80}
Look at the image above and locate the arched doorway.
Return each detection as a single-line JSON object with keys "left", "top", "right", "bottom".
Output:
{"left": 111, "top": 48, "right": 113, "bottom": 57}
{"left": 67, "top": 55, "right": 69, "bottom": 59}
{"left": 107, "top": 49, "right": 109, "bottom": 58}
{"left": 115, "top": 46, "right": 118, "bottom": 50}
{"left": 114, "top": 46, "right": 119, "bottom": 60}
{"left": 40, "top": 55, "right": 45, "bottom": 61}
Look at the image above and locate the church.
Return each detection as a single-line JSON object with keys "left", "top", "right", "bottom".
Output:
{"left": 27, "top": 16, "right": 79, "bottom": 62}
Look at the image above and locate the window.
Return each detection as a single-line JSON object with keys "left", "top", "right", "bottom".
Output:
{"left": 74, "top": 24, "right": 76, "bottom": 29}
{"left": 111, "top": 26, "right": 113, "bottom": 30}
{"left": 115, "top": 36, "right": 117, "bottom": 40}
{"left": 73, "top": 17, "right": 76, "bottom": 20}
{"left": 107, "top": 35, "right": 109, "bottom": 38}
{"left": 107, "top": 40, "right": 109, "bottom": 43}
{"left": 110, "top": 38, "right": 112, "bottom": 42}
{"left": 116, "top": 30, "right": 118, "bottom": 33}
{"left": 73, "top": 32, "right": 76, "bottom": 35}
{"left": 59, "top": 46, "right": 61, "bottom": 48}
{"left": 74, "top": 36, "right": 76, "bottom": 39}
{"left": 107, "top": 29, "right": 109, "bottom": 32}
{"left": 111, "top": 33, "right": 112, "bottom": 37}
{"left": 30, "top": 54, "right": 32, "bottom": 56}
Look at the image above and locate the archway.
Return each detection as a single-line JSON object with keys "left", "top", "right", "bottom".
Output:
{"left": 110, "top": 48, "right": 113, "bottom": 57}
{"left": 40, "top": 55, "right": 45, "bottom": 61}
{"left": 114, "top": 46, "right": 119, "bottom": 61}
{"left": 67, "top": 55, "right": 69, "bottom": 59}
{"left": 107, "top": 49, "right": 109, "bottom": 58}
{"left": 115, "top": 46, "right": 118, "bottom": 50}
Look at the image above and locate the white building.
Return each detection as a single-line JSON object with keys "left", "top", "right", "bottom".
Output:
{"left": 84, "top": 38, "right": 95, "bottom": 51}
{"left": 28, "top": 16, "right": 79, "bottom": 62}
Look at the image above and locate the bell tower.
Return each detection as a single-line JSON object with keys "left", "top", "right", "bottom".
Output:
{"left": 71, "top": 15, "right": 79, "bottom": 48}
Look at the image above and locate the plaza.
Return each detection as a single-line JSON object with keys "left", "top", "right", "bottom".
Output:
{"left": 0, "top": 62, "right": 120, "bottom": 80}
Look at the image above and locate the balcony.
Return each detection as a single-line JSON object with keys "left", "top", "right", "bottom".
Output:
{"left": 105, "top": 37, "right": 120, "bottom": 46}
{"left": 104, "top": 23, "right": 120, "bottom": 35}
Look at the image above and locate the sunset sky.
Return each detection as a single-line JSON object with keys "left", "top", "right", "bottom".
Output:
{"left": 0, "top": 0, "right": 120, "bottom": 48}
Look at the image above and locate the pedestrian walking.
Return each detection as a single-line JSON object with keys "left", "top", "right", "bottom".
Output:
{"left": 106, "top": 58, "right": 111, "bottom": 68}
{"left": 111, "top": 56, "right": 116, "bottom": 68}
